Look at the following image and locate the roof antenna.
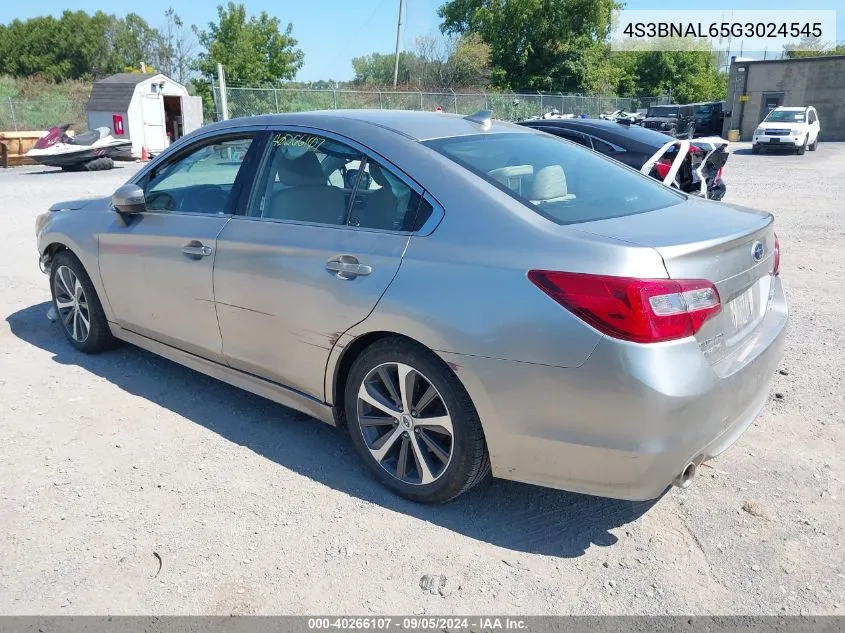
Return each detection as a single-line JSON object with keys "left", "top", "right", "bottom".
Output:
{"left": 464, "top": 110, "right": 493, "bottom": 130}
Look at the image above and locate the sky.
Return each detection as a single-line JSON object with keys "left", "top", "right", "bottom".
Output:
{"left": 0, "top": 0, "right": 841, "bottom": 82}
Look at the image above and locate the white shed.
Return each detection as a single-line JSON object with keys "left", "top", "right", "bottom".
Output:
{"left": 85, "top": 73, "right": 204, "bottom": 157}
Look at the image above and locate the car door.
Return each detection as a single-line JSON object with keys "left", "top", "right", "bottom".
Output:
{"left": 98, "top": 131, "right": 263, "bottom": 361}
{"left": 213, "top": 128, "right": 435, "bottom": 400}
{"left": 808, "top": 108, "right": 820, "bottom": 142}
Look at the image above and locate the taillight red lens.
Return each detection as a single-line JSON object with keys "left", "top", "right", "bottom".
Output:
{"left": 113, "top": 114, "right": 124, "bottom": 136}
{"left": 772, "top": 234, "right": 780, "bottom": 276}
{"left": 527, "top": 271, "right": 721, "bottom": 344}
{"left": 654, "top": 159, "right": 672, "bottom": 180}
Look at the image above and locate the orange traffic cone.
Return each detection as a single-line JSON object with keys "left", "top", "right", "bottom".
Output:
{"left": 140, "top": 146, "right": 149, "bottom": 161}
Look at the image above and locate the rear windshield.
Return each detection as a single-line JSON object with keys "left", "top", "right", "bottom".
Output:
{"left": 423, "top": 133, "right": 682, "bottom": 225}
{"left": 647, "top": 106, "right": 679, "bottom": 117}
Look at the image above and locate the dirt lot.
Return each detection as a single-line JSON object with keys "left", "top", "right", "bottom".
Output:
{"left": 1, "top": 144, "right": 843, "bottom": 615}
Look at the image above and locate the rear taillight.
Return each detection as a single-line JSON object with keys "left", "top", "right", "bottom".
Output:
{"left": 772, "top": 234, "right": 780, "bottom": 276}
{"left": 113, "top": 114, "right": 124, "bottom": 136}
{"left": 527, "top": 271, "right": 721, "bottom": 344}
{"left": 654, "top": 159, "right": 672, "bottom": 180}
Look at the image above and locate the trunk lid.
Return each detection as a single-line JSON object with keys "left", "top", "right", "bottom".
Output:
{"left": 573, "top": 198, "right": 776, "bottom": 364}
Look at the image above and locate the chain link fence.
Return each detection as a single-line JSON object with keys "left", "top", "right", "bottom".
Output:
{"left": 1, "top": 97, "right": 88, "bottom": 132}
{"left": 216, "top": 86, "right": 666, "bottom": 123}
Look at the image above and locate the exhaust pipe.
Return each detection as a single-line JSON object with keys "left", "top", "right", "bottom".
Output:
{"left": 673, "top": 462, "right": 696, "bottom": 489}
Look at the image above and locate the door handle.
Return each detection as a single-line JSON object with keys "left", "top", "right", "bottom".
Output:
{"left": 182, "top": 241, "right": 213, "bottom": 258}
{"left": 325, "top": 255, "right": 372, "bottom": 280}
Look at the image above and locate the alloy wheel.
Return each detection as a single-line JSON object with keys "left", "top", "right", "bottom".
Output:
{"left": 356, "top": 362, "right": 454, "bottom": 485}
{"left": 53, "top": 265, "right": 90, "bottom": 343}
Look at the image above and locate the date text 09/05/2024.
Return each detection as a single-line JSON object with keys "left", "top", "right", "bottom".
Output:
{"left": 623, "top": 22, "right": 823, "bottom": 39}
{"left": 307, "top": 617, "right": 528, "bottom": 630}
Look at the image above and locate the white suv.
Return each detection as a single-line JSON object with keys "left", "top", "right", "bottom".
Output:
{"left": 752, "top": 106, "right": 820, "bottom": 155}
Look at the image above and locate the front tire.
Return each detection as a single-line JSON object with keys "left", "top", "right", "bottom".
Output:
{"left": 797, "top": 136, "right": 807, "bottom": 155}
{"left": 345, "top": 337, "right": 490, "bottom": 503}
{"left": 809, "top": 136, "right": 819, "bottom": 151}
{"left": 752, "top": 144, "right": 760, "bottom": 154}
{"left": 49, "top": 250, "right": 116, "bottom": 353}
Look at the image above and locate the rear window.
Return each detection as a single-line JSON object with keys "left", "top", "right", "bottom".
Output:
{"left": 424, "top": 133, "right": 681, "bottom": 225}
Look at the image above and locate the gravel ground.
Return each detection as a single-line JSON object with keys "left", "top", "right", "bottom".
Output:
{"left": 1, "top": 144, "right": 843, "bottom": 615}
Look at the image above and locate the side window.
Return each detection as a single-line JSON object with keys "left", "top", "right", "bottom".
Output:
{"left": 250, "top": 131, "right": 426, "bottom": 232}
{"left": 588, "top": 136, "right": 617, "bottom": 156}
{"left": 551, "top": 129, "right": 592, "bottom": 149}
{"left": 144, "top": 136, "right": 254, "bottom": 214}
{"left": 347, "top": 158, "right": 427, "bottom": 231}
{"left": 250, "top": 132, "right": 361, "bottom": 225}
{"left": 809, "top": 110, "right": 817, "bottom": 124}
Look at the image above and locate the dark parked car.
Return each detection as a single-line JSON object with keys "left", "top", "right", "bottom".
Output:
{"left": 694, "top": 101, "right": 727, "bottom": 137}
{"left": 518, "top": 118, "right": 728, "bottom": 200}
{"left": 642, "top": 104, "right": 695, "bottom": 138}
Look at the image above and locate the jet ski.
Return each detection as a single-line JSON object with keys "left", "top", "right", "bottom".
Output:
{"left": 27, "top": 124, "right": 132, "bottom": 171}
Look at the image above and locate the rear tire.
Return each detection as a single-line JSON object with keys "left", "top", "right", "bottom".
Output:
{"left": 344, "top": 337, "right": 490, "bottom": 504}
{"left": 49, "top": 250, "right": 116, "bottom": 353}
{"left": 84, "top": 157, "right": 114, "bottom": 171}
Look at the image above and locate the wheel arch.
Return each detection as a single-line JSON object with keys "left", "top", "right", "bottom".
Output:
{"left": 328, "top": 330, "right": 466, "bottom": 427}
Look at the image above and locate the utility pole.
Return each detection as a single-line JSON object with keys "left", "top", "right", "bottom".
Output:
{"left": 392, "top": 0, "right": 405, "bottom": 88}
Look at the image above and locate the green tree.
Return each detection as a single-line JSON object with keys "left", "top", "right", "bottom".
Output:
{"left": 783, "top": 36, "right": 845, "bottom": 58}
{"left": 193, "top": 2, "right": 304, "bottom": 85}
{"left": 351, "top": 34, "right": 490, "bottom": 89}
{"left": 614, "top": 50, "right": 726, "bottom": 103}
{"left": 438, "top": 0, "right": 619, "bottom": 91}
{"left": 351, "top": 51, "right": 419, "bottom": 85}
{"left": 0, "top": 10, "right": 168, "bottom": 81}
{"left": 160, "top": 8, "right": 197, "bottom": 84}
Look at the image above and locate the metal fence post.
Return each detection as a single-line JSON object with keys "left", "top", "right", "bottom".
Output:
{"left": 217, "top": 63, "right": 229, "bottom": 120}
{"left": 8, "top": 98, "right": 17, "bottom": 131}
{"left": 419, "top": 91, "right": 423, "bottom": 110}
{"left": 538, "top": 91, "right": 543, "bottom": 117}
{"left": 378, "top": 92, "right": 383, "bottom": 109}
{"left": 273, "top": 89, "right": 280, "bottom": 113}
{"left": 484, "top": 92, "right": 489, "bottom": 111}
{"left": 451, "top": 89, "right": 457, "bottom": 114}
{"left": 332, "top": 90, "right": 337, "bottom": 109}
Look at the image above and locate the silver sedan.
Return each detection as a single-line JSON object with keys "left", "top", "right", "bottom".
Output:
{"left": 35, "top": 110, "right": 787, "bottom": 503}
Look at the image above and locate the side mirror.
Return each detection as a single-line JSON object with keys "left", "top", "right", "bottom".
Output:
{"left": 112, "top": 184, "right": 145, "bottom": 215}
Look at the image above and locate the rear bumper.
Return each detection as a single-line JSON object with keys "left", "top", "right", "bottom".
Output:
{"left": 442, "top": 276, "right": 788, "bottom": 500}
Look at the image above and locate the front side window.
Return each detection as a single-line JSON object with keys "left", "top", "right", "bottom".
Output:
{"left": 250, "top": 131, "right": 427, "bottom": 231}
{"left": 144, "top": 136, "right": 254, "bottom": 214}
{"left": 424, "top": 133, "right": 682, "bottom": 225}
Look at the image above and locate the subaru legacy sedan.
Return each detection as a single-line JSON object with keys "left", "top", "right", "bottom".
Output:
{"left": 35, "top": 110, "right": 787, "bottom": 504}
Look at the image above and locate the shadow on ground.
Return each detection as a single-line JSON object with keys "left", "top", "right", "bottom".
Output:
{"left": 731, "top": 148, "right": 801, "bottom": 156}
{"left": 8, "top": 301, "right": 658, "bottom": 558}
{"left": 23, "top": 165, "right": 129, "bottom": 176}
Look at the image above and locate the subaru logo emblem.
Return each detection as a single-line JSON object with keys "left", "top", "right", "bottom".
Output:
{"left": 751, "top": 241, "right": 765, "bottom": 262}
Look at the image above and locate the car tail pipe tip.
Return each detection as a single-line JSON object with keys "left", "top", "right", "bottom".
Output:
{"left": 673, "top": 462, "right": 697, "bottom": 489}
